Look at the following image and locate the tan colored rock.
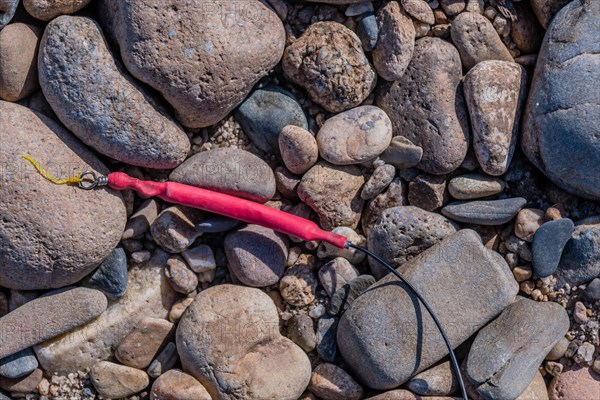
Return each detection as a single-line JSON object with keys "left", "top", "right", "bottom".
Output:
{"left": 90, "top": 361, "right": 149, "bottom": 398}
{"left": 548, "top": 367, "right": 600, "bottom": 400}
{"left": 34, "top": 252, "right": 178, "bottom": 374}
{"left": 176, "top": 285, "right": 311, "bottom": 400}
{"left": 515, "top": 208, "right": 545, "bottom": 242}
{"left": 517, "top": 371, "right": 549, "bottom": 400}
{"left": 309, "top": 363, "right": 363, "bottom": 400}
{"left": 24, "top": 0, "right": 92, "bottom": 20}
{"left": 0, "top": 101, "right": 126, "bottom": 290}
{"left": 115, "top": 317, "right": 175, "bottom": 369}
{"left": 283, "top": 21, "right": 376, "bottom": 113}
{"left": 150, "top": 369, "right": 211, "bottom": 400}
{"left": 0, "top": 23, "right": 42, "bottom": 101}
{"left": 280, "top": 265, "right": 318, "bottom": 306}
{"left": 279, "top": 125, "right": 319, "bottom": 175}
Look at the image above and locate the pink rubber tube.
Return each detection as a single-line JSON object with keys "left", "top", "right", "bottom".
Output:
{"left": 108, "top": 172, "right": 348, "bottom": 248}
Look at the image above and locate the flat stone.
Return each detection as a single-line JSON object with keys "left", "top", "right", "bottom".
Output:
{"left": 282, "top": 21, "right": 376, "bottom": 113}
{"left": 328, "top": 275, "right": 375, "bottom": 316}
{"left": 181, "top": 244, "right": 216, "bottom": 274}
{"left": 279, "top": 125, "right": 319, "bottom": 175}
{"left": 115, "top": 317, "right": 174, "bottom": 369}
{"left": 80, "top": 247, "right": 128, "bottom": 300}
{"left": 401, "top": 0, "right": 435, "bottom": 25}
{"left": 34, "top": 252, "right": 178, "bottom": 374}
{"left": 122, "top": 199, "right": 159, "bottom": 240}
{"left": 235, "top": 85, "right": 308, "bottom": 154}
{"left": 176, "top": 285, "right": 311, "bottom": 400}
{"left": 0, "top": 102, "right": 126, "bottom": 290}
{"left": 23, "top": 0, "right": 92, "bottom": 21}
{"left": 380, "top": 136, "right": 423, "bottom": 170}
{"left": 0, "top": 0, "right": 18, "bottom": 29}
{"left": 0, "top": 23, "right": 41, "bottom": 102}
{"left": 448, "top": 174, "right": 505, "bottom": 200}
{"left": 99, "top": 0, "right": 285, "bottom": 128}
{"left": 466, "top": 296, "right": 569, "bottom": 399}
{"left": 555, "top": 222, "right": 600, "bottom": 286}
{"left": 0, "top": 348, "right": 38, "bottom": 379}
{"left": 150, "top": 369, "right": 211, "bottom": 400}
{"left": 376, "top": 37, "right": 469, "bottom": 174}
{"left": 317, "top": 106, "right": 392, "bottom": 165}
{"left": 170, "top": 147, "right": 276, "bottom": 203}
{"left": 287, "top": 313, "right": 317, "bottom": 353}
{"left": 521, "top": 0, "right": 600, "bottom": 200}
{"left": 407, "top": 360, "right": 457, "bottom": 396}
{"left": 225, "top": 224, "right": 289, "bottom": 287}
{"left": 450, "top": 12, "right": 514, "bottom": 69}
{"left": 338, "top": 229, "right": 518, "bottom": 389}
{"left": 408, "top": 173, "right": 448, "bottom": 211}
{"left": 464, "top": 61, "right": 527, "bottom": 176}
{"left": 309, "top": 363, "right": 364, "bottom": 400}
{"left": 316, "top": 315, "right": 339, "bottom": 363}
{"left": 90, "top": 361, "right": 149, "bottom": 398}
{"left": 0, "top": 287, "right": 107, "bottom": 360}
{"left": 298, "top": 161, "right": 365, "bottom": 230}
{"left": 150, "top": 206, "right": 202, "bottom": 253}
{"left": 38, "top": 16, "right": 190, "bottom": 169}
{"left": 441, "top": 197, "right": 527, "bottom": 225}
{"left": 165, "top": 255, "right": 198, "bottom": 294}
{"left": 318, "top": 257, "right": 360, "bottom": 297}
{"left": 532, "top": 218, "right": 574, "bottom": 277}
{"left": 0, "top": 368, "right": 42, "bottom": 393}
{"left": 362, "top": 164, "right": 396, "bottom": 200}
{"left": 367, "top": 206, "right": 458, "bottom": 279}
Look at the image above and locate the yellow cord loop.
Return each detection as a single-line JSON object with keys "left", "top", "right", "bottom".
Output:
{"left": 22, "top": 155, "right": 82, "bottom": 185}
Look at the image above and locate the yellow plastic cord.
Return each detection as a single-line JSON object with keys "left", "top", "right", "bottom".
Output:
{"left": 22, "top": 155, "right": 82, "bottom": 185}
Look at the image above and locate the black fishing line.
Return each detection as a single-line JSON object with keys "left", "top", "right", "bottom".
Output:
{"left": 345, "top": 243, "right": 468, "bottom": 400}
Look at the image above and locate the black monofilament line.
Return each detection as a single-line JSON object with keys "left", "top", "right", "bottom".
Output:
{"left": 345, "top": 243, "right": 468, "bottom": 400}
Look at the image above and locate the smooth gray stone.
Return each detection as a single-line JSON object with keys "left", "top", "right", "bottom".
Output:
{"left": 532, "top": 218, "right": 574, "bottom": 277}
{"left": 466, "top": 296, "right": 569, "bottom": 400}
{"left": 358, "top": 12, "right": 378, "bottom": 51}
{"left": 555, "top": 222, "right": 600, "bottom": 286}
{"left": 327, "top": 275, "right": 376, "bottom": 316}
{"left": 0, "top": 348, "right": 38, "bottom": 379}
{"left": 585, "top": 278, "right": 600, "bottom": 301}
{"left": 441, "top": 197, "right": 527, "bottom": 225}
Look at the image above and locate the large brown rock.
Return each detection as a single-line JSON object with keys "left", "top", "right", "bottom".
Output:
{"left": 0, "top": 101, "right": 126, "bottom": 290}
{"left": 376, "top": 37, "right": 469, "bottom": 175}
{"left": 99, "top": 0, "right": 285, "bottom": 128}
{"left": 176, "top": 285, "right": 311, "bottom": 400}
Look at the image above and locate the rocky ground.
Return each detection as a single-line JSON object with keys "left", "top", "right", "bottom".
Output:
{"left": 0, "top": 0, "right": 599, "bottom": 399}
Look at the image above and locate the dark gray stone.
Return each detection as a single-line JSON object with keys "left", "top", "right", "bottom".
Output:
{"left": 441, "top": 197, "right": 527, "bottom": 225}
{"left": 585, "top": 278, "right": 600, "bottom": 301}
{"left": 466, "top": 296, "right": 569, "bottom": 400}
{"left": 0, "top": 0, "right": 18, "bottom": 29}
{"left": 328, "top": 275, "right": 376, "bottom": 316}
{"left": 367, "top": 206, "right": 458, "bottom": 279}
{"left": 380, "top": 136, "right": 423, "bottom": 170}
{"left": 338, "top": 230, "right": 518, "bottom": 389}
{"left": 195, "top": 217, "right": 239, "bottom": 234}
{"left": 147, "top": 342, "right": 178, "bottom": 378}
{"left": 532, "top": 218, "right": 574, "bottom": 277}
{"left": 316, "top": 315, "right": 338, "bottom": 363}
{"left": 81, "top": 247, "right": 128, "bottom": 300}
{"left": 234, "top": 85, "right": 307, "bottom": 154}
{"left": 0, "top": 348, "right": 38, "bottom": 379}
{"left": 522, "top": 0, "right": 600, "bottom": 200}
{"left": 376, "top": 37, "right": 469, "bottom": 175}
{"left": 358, "top": 12, "right": 378, "bottom": 51}
{"left": 555, "top": 223, "right": 600, "bottom": 286}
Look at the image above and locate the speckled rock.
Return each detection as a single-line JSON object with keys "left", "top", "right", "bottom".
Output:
{"left": 548, "top": 366, "right": 600, "bottom": 400}
{"left": 170, "top": 147, "right": 276, "bottom": 203}
{"left": 287, "top": 313, "right": 317, "bottom": 353}
{"left": 521, "top": 0, "right": 600, "bottom": 200}
{"left": 401, "top": 0, "right": 435, "bottom": 24}
{"left": 450, "top": 12, "right": 513, "bottom": 69}
{"left": 372, "top": 1, "right": 415, "bottom": 81}
{"left": 440, "top": 0, "right": 465, "bottom": 16}
{"left": 99, "top": 0, "right": 285, "bottom": 128}
{"left": 280, "top": 264, "right": 318, "bottom": 306}
{"left": 282, "top": 21, "right": 376, "bottom": 112}
{"left": 0, "top": 101, "right": 126, "bottom": 290}
{"left": 0, "top": 348, "right": 38, "bottom": 379}
{"left": 362, "top": 164, "right": 396, "bottom": 200}
{"left": 165, "top": 256, "right": 198, "bottom": 294}
{"left": 532, "top": 218, "right": 574, "bottom": 277}
{"left": 441, "top": 197, "right": 527, "bottom": 225}
{"left": 150, "top": 369, "right": 211, "bottom": 400}
{"left": 80, "top": 247, "right": 128, "bottom": 300}
{"left": 0, "top": 0, "right": 18, "bottom": 29}
{"left": 225, "top": 224, "right": 288, "bottom": 287}
{"left": 309, "top": 363, "right": 364, "bottom": 400}
{"left": 380, "top": 136, "right": 423, "bottom": 169}
{"left": 0, "top": 23, "right": 41, "bottom": 102}
{"left": 0, "top": 287, "right": 107, "bottom": 359}
{"left": 464, "top": 61, "right": 527, "bottom": 176}
{"left": 448, "top": 174, "right": 505, "bottom": 200}
{"left": 279, "top": 125, "right": 319, "bottom": 175}
{"left": 407, "top": 360, "right": 457, "bottom": 396}
{"left": 39, "top": 16, "right": 190, "bottom": 169}
{"left": 90, "top": 361, "right": 149, "bottom": 399}
{"left": 298, "top": 161, "right": 365, "bottom": 230}
{"left": 235, "top": 85, "right": 308, "bottom": 154}
{"left": 176, "top": 285, "right": 311, "bottom": 400}
{"left": 367, "top": 206, "right": 458, "bottom": 279}
{"left": 34, "top": 252, "right": 178, "bottom": 374}
{"left": 466, "top": 296, "right": 569, "bottom": 400}
{"left": 317, "top": 106, "right": 392, "bottom": 165}
{"left": 555, "top": 222, "right": 600, "bottom": 286}
{"left": 24, "top": 0, "right": 92, "bottom": 20}
{"left": 408, "top": 173, "right": 448, "bottom": 211}
{"left": 338, "top": 229, "right": 518, "bottom": 389}
{"left": 376, "top": 37, "right": 469, "bottom": 175}
{"left": 530, "top": 0, "right": 571, "bottom": 28}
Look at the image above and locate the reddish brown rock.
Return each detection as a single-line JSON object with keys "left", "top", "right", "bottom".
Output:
{"left": 115, "top": 317, "right": 175, "bottom": 369}
{"left": 548, "top": 367, "right": 600, "bottom": 400}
